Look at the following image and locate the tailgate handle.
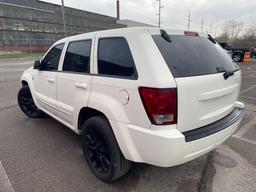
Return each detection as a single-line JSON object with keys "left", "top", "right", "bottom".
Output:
{"left": 75, "top": 82, "right": 88, "bottom": 89}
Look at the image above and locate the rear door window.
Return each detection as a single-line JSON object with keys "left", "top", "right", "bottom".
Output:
{"left": 97, "top": 37, "right": 137, "bottom": 79}
{"left": 152, "top": 35, "right": 237, "bottom": 78}
{"left": 63, "top": 40, "right": 91, "bottom": 73}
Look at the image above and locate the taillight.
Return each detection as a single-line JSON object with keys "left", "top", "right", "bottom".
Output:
{"left": 139, "top": 87, "right": 177, "bottom": 125}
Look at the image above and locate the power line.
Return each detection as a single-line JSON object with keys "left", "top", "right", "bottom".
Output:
{"left": 156, "top": 0, "right": 163, "bottom": 27}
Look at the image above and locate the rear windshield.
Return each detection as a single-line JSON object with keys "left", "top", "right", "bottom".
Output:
{"left": 152, "top": 35, "right": 237, "bottom": 78}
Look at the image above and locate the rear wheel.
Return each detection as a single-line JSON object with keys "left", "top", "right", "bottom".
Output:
{"left": 18, "top": 85, "right": 45, "bottom": 118}
{"left": 233, "top": 52, "right": 243, "bottom": 62}
{"left": 81, "top": 116, "right": 132, "bottom": 182}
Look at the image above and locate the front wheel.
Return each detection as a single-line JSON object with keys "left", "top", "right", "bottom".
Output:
{"left": 81, "top": 116, "right": 132, "bottom": 182}
{"left": 18, "top": 85, "right": 45, "bottom": 118}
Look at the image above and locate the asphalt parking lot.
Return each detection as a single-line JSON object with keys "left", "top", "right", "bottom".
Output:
{"left": 0, "top": 58, "right": 256, "bottom": 192}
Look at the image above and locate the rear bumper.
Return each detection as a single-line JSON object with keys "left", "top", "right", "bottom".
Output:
{"left": 183, "top": 107, "right": 244, "bottom": 142}
{"left": 111, "top": 102, "right": 244, "bottom": 167}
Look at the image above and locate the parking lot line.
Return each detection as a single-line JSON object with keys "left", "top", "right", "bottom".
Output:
{"left": 232, "top": 135, "right": 256, "bottom": 145}
{"left": 240, "top": 84, "right": 256, "bottom": 94}
{"left": 233, "top": 116, "right": 256, "bottom": 138}
{"left": 0, "top": 101, "right": 17, "bottom": 111}
{"left": 0, "top": 161, "right": 15, "bottom": 192}
{"left": 240, "top": 95, "right": 256, "bottom": 101}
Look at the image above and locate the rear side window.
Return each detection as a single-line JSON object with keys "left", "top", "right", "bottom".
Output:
{"left": 98, "top": 37, "right": 137, "bottom": 79}
{"left": 152, "top": 35, "right": 236, "bottom": 78}
{"left": 41, "top": 43, "right": 64, "bottom": 71}
{"left": 63, "top": 40, "right": 91, "bottom": 73}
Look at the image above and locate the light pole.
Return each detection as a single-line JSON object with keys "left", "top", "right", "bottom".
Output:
{"left": 61, "top": 0, "right": 67, "bottom": 37}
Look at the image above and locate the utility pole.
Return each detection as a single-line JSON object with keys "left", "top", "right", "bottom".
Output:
{"left": 209, "top": 21, "right": 213, "bottom": 35}
{"left": 116, "top": 0, "right": 120, "bottom": 20}
{"left": 187, "top": 10, "right": 192, "bottom": 30}
{"left": 156, "top": 0, "right": 163, "bottom": 28}
{"left": 201, "top": 17, "right": 204, "bottom": 32}
{"left": 61, "top": 0, "right": 67, "bottom": 37}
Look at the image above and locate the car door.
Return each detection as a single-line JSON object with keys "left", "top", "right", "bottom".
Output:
{"left": 56, "top": 39, "right": 92, "bottom": 127}
{"left": 33, "top": 43, "right": 64, "bottom": 115}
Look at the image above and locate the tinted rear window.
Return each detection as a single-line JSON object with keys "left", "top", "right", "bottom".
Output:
{"left": 152, "top": 35, "right": 236, "bottom": 78}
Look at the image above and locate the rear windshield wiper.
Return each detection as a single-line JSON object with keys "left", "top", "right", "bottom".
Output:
{"left": 216, "top": 67, "right": 240, "bottom": 80}
{"left": 208, "top": 34, "right": 216, "bottom": 44}
{"left": 160, "top": 29, "right": 171, "bottom": 42}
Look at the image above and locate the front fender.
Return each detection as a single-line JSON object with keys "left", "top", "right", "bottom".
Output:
{"left": 20, "top": 68, "right": 39, "bottom": 107}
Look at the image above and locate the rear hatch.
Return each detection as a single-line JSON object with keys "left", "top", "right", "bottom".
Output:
{"left": 152, "top": 30, "right": 241, "bottom": 132}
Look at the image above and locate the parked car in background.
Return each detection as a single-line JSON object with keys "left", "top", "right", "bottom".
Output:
{"left": 219, "top": 42, "right": 253, "bottom": 62}
{"left": 18, "top": 28, "right": 244, "bottom": 182}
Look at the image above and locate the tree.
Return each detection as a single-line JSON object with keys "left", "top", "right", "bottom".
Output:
{"left": 218, "top": 20, "right": 244, "bottom": 42}
{"left": 244, "top": 22, "right": 256, "bottom": 40}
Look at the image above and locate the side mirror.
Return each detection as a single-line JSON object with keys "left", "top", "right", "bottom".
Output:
{"left": 33, "top": 60, "right": 41, "bottom": 69}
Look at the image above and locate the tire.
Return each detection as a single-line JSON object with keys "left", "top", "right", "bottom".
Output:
{"left": 232, "top": 52, "right": 243, "bottom": 62}
{"left": 81, "top": 116, "right": 132, "bottom": 182}
{"left": 18, "top": 85, "right": 45, "bottom": 118}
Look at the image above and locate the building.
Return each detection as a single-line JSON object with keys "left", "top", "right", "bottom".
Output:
{"left": 0, "top": 0, "right": 125, "bottom": 52}
{"left": 117, "top": 19, "right": 156, "bottom": 28}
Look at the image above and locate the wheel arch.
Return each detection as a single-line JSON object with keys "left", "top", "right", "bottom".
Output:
{"left": 77, "top": 106, "right": 133, "bottom": 162}
{"left": 77, "top": 107, "right": 109, "bottom": 131}
{"left": 20, "top": 73, "right": 39, "bottom": 107}
{"left": 233, "top": 50, "right": 244, "bottom": 55}
{"left": 21, "top": 80, "right": 28, "bottom": 86}
{"left": 21, "top": 73, "right": 33, "bottom": 89}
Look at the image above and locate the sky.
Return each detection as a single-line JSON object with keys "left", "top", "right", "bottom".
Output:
{"left": 42, "top": 0, "right": 256, "bottom": 36}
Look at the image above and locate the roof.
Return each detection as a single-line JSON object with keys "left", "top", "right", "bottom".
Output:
{"left": 55, "top": 27, "right": 209, "bottom": 44}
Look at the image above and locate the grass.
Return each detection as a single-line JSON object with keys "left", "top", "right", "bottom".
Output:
{"left": 0, "top": 52, "right": 45, "bottom": 59}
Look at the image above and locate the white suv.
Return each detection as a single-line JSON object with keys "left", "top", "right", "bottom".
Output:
{"left": 18, "top": 28, "right": 244, "bottom": 182}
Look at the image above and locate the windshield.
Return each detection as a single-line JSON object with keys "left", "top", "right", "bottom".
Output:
{"left": 152, "top": 35, "right": 237, "bottom": 78}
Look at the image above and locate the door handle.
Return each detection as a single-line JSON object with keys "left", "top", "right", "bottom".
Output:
{"left": 47, "top": 78, "right": 55, "bottom": 83}
{"left": 75, "top": 82, "right": 88, "bottom": 89}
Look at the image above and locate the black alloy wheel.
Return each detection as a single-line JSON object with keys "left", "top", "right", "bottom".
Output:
{"left": 84, "top": 128, "right": 111, "bottom": 174}
{"left": 82, "top": 116, "right": 132, "bottom": 182}
{"left": 18, "top": 85, "right": 45, "bottom": 118}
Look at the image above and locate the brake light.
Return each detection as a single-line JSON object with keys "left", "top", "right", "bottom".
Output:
{"left": 139, "top": 87, "right": 177, "bottom": 125}
{"left": 184, "top": 31, "right": 199, "bottom": 36}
